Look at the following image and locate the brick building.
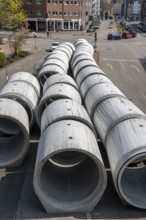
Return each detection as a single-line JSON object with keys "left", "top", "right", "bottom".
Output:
{"left": 24, "top": 0, "right": 84, "bottom": 31}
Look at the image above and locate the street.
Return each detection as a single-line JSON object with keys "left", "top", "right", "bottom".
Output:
{"left": 0, "top": 20, "right": 146, "bottom": 219}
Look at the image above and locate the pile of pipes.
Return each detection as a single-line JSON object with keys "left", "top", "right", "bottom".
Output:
{"left": 33, "top": 41, "right": 107, "bottom": 213}
{"left": 0, "top": 71, "right": 40, "bottom": 167}
{"left": 71, "top": 39, "right": 146, "bottom": 210}
{"left": 0, "top": 39, "right": 146, "bottom": 213}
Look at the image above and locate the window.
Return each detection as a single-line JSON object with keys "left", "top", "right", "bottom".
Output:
{"left": 26, "top": 0, "right": 32, "bottom": 3}
{"left": 28, "top": 11, "right": 32, "bottom": 15}
{"left": 36, "top": 11, "right": 42, "bottom": 15}
{"left": 74, "top": 1, "right": 79, "bottom": 4}
{"left": 52, "top": 11, "right": 58, "bottom": 15}
{"left": 59, "top": 11, "right": 62, "bottom": 15}
{"left": 59, "top": 0, "right": 62, "bottom": 4}
{"left": 70, "top": 1, "right": 73, "bottom": 4}
{"left": 64, "top": 11, "right": 69, "bottom": 16}
{"left": 64, "top": 1, "right": 69, "bottom": 4}
{"left": 36, "top": 0, "right": 42, "bottom": 4}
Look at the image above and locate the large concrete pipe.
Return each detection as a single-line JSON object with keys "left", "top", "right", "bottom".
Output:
{"left": 71, "top": 51, "right": 92, "bottom": 68}
{"left": 74, "top": 39, "right": 89, "bottom": 47}
{"left": 80, "top": 74, "right": 113, "bottom": 99}
{"left": 105, "top": 118, "right": 146, "bottom": 209}
{"left": 41, "top": 99, "right": 95, "bottom": 134}
{"left": 36, "top": 83, "right": 82, "bottom": 127}
{"left": 84, "top": 83, "right": 126, "bottom": 118}
{"left": 73, "top": 60, "right": 98, "bottom": 80}
{"left": 76, "top": 67, "right": 107, "bottom": 89}
{"left": 61, "top": 42, "right": 75, "bottom": 53}
{"left": 7, "top": 71, "right": 40, "bottom": 98}
{"left": 41, "top": 58, "right": 68, "bottom": 73}
{"left": 44, "top": 50, "right": 70, "bottom": 63}
{"left": 74, "top": 44, "right": 94, "bottom": 56}
{"left": 37, "top": 64, "right": 66, "bottom": 87}
{"left": 0, "top": 81, "right": 38, "bottom": 128}
{"left": 54, "top": 45, "right": 72, "bottom": 60}
{"left": 0, "top": 98, "right": 29, "bottom": 167}
{"left": 71, "top": 53, "right": 95, "bottom": 70}
{"left": 92, "top": 96, "right": 145, "bottom": 144}
{"left": 43, "top": 53, "right": 69, "bottom": 68}
{"left": 43, "top": 74, "right": 78, "bottom": 94}
{"left": 33, "top": 120, "right": 107, "bottom": 213}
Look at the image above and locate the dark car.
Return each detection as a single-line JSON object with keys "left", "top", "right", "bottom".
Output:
{"left": 107, "top": 33, "right": 122, "bottom": 40}
{"left": 129, "top": 30, "right": 137, "bottom": 37}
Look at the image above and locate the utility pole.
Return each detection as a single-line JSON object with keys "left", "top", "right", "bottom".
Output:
{"left": 50, "top": 0, "right": 52, "bottom": 38}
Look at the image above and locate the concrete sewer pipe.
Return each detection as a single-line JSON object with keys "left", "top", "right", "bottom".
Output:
{"left": 73, "top": 60, "right": 98, "bottom": 80}
{"left": 71, "top": 51, "right": 93, "bottom": 68}
{"left": 71, "top": 53, "right": 96, "bottom": 70}
{"left": 76, "top": 67, "right": 107, "bottom": 90}
{"left": 0, "top": 98, "right": 29, "bottom": 168}
{"left": 0, "top": 81, "right": 39, "bottom": 128}
{"left": 7, "top": 71, "right": 40, "bottom": 98}
{"left": 41, "top": 98, "right": 96, "bottom": 135}
{"left": 43, "top": 53, "right": 69, "bottom": 69}
{"left": 84, "top": 82, "right": 126, "bottom": 119}
{"left": 44, "top": 50, "right": 70, "bottom": 63}
{"left": 35, "top": 83, "right": 82, "bottom": 127}
{"left": 33, "top": 120, "right": 107, "bottom": 213}
{"left": 72, "top": 40, "right": 146, "bottom": 209}
{"left": 43, "top": 74, "right": 79, "bottom": 94}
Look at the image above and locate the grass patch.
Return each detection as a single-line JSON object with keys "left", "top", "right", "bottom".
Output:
{"left": 116, "top": 25, "right": 123, "bottom": 34}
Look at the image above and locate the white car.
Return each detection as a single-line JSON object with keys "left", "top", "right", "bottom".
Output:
{"left": 108, "top": 24, "right": 114, "bottom": 28}
{"left": 50, "top": 42, "right": 59, "bottom": 51}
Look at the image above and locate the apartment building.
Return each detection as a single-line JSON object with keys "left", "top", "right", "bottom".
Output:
{"left": 24, "top": 0, "right": 84, "bottom": 31}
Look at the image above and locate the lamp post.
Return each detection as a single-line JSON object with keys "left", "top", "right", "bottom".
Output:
{"left": 50, "top": 0, "right": 52, "bottom": 38}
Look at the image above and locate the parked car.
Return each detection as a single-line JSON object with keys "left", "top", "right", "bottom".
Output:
{"left": 122, "top": 32, "right": 133, "bottom": 39}
{"left": 86, "top": 28, "right": 95, "bottom": 33}
{"left": 50, "top": 42, "right": 59, "bottom": 51}
{"left": 142, "top": 27, "right": 146, "bottom": 32}
{"left": 93, "top": 25, "right": 100, "bottom": 30}
{"left": 108, "top": 24, "right": 114, "bottom": 28}
{"left": 107, "top": 33, "right": 122, "bottom": 40}
{"left": 129, "top": 30, "right": 137, "bottom": 37}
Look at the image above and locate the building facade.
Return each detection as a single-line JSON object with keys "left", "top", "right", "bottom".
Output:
{"left": 24, "top": 0, "right": 84, "bottom": 31}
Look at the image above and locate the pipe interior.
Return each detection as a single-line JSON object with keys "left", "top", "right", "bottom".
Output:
{"left": 13, "top": 97, "right": 32, "bottom": 125}
{"left": 0, "top": 118, "right": 25, "bottom": 165}
{"left": 40, "top": 152, "right": 101, "bottom": 204}
{"left": 49, "top": 151, "right": 87, "bottom": 167}
{"left": 120, "top": 154, "right": 146, "bottom": 208}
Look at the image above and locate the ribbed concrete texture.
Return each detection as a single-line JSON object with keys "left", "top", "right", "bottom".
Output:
{"left": 41, "top": 99, "right": 95, "bottom": 134}
{"left": 7, "top": 71, "right": 40, "bottom": 98}
{"left": 33, "top": 120, "right": 107, "bottom": 213}
{"left": 35, "top": 83, "right": 82, "bottom": 127}
{"left": 0, "top": 98, "right": 29, "bottom": 167}
{"left": 106, "top": 118, "right": 146, "bottom": 209}
{"left": 0, "top": 81, "right": 39, "bottom": 128}
{"left": 43, "top": 74, "right": 78, "bottom": 94}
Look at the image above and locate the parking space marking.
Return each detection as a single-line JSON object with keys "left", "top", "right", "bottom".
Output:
{"left": 86, "top": 212, "right": 92, "bottom": 220}
{"left": 106, "top": 63, "right": 113, "bottom": 70}
{"left": 131, "top": 64, "right": 140, "bottom": 72}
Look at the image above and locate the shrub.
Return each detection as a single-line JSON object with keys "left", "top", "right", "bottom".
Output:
{"left": 0, "top": 52, "right": 7, "bottom": 67}
{"left": 0, "top": 36, "right": 3, "bottom": 44}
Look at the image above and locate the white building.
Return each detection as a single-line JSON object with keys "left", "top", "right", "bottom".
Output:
{"left": 113, "top": 3, "right": 122, "bottom": 17}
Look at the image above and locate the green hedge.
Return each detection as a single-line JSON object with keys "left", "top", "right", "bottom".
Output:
{"left": 0, "top": 36, "right": 3, "bottom": 44}
{"left": 0, "top": 52, "right": 7, "bottom": 67}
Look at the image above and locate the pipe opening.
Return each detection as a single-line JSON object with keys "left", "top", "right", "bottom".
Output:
{"left": 0, "top": 118, "right": 25, "bottom": 166}
{"left": 40, "top": 153, "right": 101, "bottom": 205}
{"left": 119, "top": 153, "right": 146, "bottom": 208}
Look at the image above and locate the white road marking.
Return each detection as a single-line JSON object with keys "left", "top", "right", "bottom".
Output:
{"left": 106, "top": 63, "right": 113, "bottom": 70}
{"left": 102, "top": 58, "right": 138, "bottom": 62}
{"left": 86, "top": 212, "right": 92, "bottom": 220}
{"left": 131, "top": 64, "right": 140, "bottom": 72}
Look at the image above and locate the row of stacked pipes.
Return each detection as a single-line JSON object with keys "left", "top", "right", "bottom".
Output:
{"left": 0, "top": 39, "right": 146, "bottom": 212}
